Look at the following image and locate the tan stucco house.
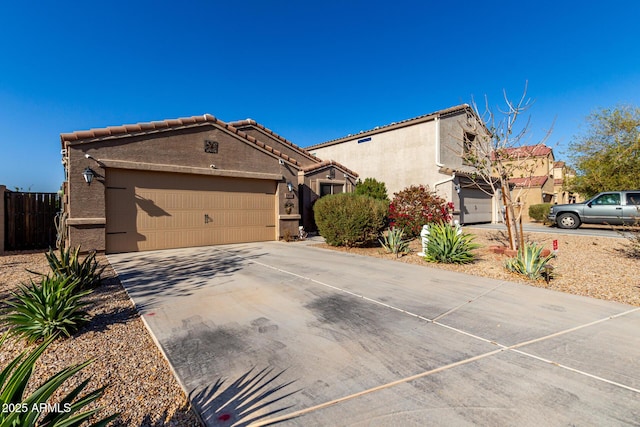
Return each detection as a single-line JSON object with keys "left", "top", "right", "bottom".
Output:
{"left": 552, "top": 161, "right": 580, "bottom": 204}
{"left": 307, "top": 105, "right": 497, "bottom": 224}
{"left": 497, "top": 144, "right": 557, "bottom": 221}
{"left": 60, "top": 115, "right": 357, "bottom": 253}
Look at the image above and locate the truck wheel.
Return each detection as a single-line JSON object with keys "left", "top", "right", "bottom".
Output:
{"left": 557, "top": 213, "right": 580, "bottom": 229}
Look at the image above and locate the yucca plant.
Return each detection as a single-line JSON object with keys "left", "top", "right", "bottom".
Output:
{"left": 423, "top": 222, "right": 480, "bottom": 264}
{"left": 0, "top": 334, "right": 118, "bottom": 427}
{"left": 379, "top": 227, "right": 411, "bottom": 257}
{"left": 42, "top": 246, "right": 105, "bottom": 290}
{"left": 2, "top": 275, "right": 91, "bottom": 343}
{"left": 504, "top": 242, "right": 556, "bottom": 280}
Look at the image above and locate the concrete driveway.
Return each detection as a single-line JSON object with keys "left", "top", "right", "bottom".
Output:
{"left": 108, "top": 240, "right": 640, "bottom": 426}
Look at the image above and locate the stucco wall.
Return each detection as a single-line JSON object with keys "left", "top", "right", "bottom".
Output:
{"left": 309, "top": 121, "right": 440, "bottom": 196}
{"left": 309, "top": 111, "right": 490, "bottom": 206}
{"left": 512, "top": 177, "right": 554, "bottom": 222}
{"left": 233, "top": 126, "right": 319, "bottom": 167}
{"left": 64, "top": 124, "right": 301, "bottom": 251}
{"left": 299, "top": 167, "right": 357, "bottom": 232}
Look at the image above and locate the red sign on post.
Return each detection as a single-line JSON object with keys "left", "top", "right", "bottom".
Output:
{"left": 553, "top": 239, "right": 559, "bottom": 251}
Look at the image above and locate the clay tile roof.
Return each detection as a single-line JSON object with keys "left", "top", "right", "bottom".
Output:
{"left": 60, "top": 114, "right": 301, "bottom": 166}
{"left": 554, "top": 178, "right": 564, "bottom": 185}
{"left": 302, "top": 160, "right": 358, "bottom": 177}
{"left": 554, "top": 161, "right": 565, "bottom": 168}
{"left": 509, "top": 175, "right": 549, "bottom": 187}
{"left": 227, "top": 118, "right": 321, "bottom": 163}
{"left": 60, "top": 114, "right": 220, "bottom": 144}
{"left": 494, "top": 144, "right": 553, "bottom": 159}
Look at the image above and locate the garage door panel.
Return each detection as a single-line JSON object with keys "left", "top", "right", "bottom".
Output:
{"left": 106, "top": 169, "right": 276, "bottom": 253}
{"left": 459, "top": 188, "right": 493, "bottom": 224}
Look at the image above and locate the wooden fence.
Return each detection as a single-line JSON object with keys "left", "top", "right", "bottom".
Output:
{"left": 4, "top": 191, "right": 60, "bottom": 251}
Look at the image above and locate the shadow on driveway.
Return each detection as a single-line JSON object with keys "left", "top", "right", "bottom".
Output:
{"left": 107, "top": 246, "right": 268, "bottom": 311}
{"left": 190, "top": 367, "right": 300, "bottom": 427}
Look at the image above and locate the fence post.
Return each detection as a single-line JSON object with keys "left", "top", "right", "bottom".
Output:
{"left": 0, "top": 185, "right": 5, "bottom": 255}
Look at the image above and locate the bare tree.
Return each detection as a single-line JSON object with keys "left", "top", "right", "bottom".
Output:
{"left": 462, "top": 82, "right": 553, "bottom": 250}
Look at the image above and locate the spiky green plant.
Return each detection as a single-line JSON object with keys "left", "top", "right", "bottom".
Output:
{"left": 0, "top": 335, "right": 118, "bottom": 427}
{"left": 2, "top": 275, "right": 91, "bottom": 343}
{"left": 423, "top": 222, "right": 480, "bottom": 264}
{"left": 379, "top": 227, "right": 411, "bottom": 257}
{"left": 504, "top": 242, "right": 556, "bottom": 280}
{"left": 42, "top": 246, "right": 105, "bottom": 290}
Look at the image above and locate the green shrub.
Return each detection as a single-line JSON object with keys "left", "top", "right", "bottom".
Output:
{"left": 389, "top": 185, "right": 454, "bottom": 238}
{"left": 423, "top": 222, "right": 480, "bottom": 264}
{"left": 355, "top": 177, "right": 389, "bottom": 202}
{"left": 0, "top": 335, "right": 118, "bottom": 426}
{"left": 504, "top": 242, "right": 555, "bottom": 280}
{"left": 314, "top": 193, "right": 388, "bottom": 247}
{"left": 42, "top": 246, "right": 105, "bottom": 290}
{"left": 379, "top": 227, "right": 411, "bottom": 257}
{"left": 2, "top": 275, "right": 91, "bottom": 343}
{"left": 529, "top": 203, "right": 552, "bottom": 223}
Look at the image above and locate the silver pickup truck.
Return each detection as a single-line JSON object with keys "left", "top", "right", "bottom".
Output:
{"left": 548, "top": 190, "right": 640, "bottom": 229}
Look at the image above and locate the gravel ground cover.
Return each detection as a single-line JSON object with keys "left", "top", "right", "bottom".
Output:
{"left": 0, "top": 251, "right": 200, "bottom": 426}
{"left": 316, "top": 227, "right": 640, "bottom": 307}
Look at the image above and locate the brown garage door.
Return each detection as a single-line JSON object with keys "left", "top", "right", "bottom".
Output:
{"left": 106, "top": 169, "right": 276, "bottom": 253}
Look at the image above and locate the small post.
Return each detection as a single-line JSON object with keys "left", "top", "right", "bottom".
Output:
{"left": 0, "top": 185, "right": 5, "bottom": 255}
{"left": 417, "top": 224, "right": 430, "bottom": 257}
{"left": 517, "top": 197, "right": 525, "bottom": 251}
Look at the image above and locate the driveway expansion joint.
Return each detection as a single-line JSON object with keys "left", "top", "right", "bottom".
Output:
{"left": 218, "top": 247, "right": 640, "bottom": 393}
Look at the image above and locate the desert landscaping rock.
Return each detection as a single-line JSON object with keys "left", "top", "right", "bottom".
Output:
{"left": 317, "top": 227, "right": 639, "bottom": 307}
{"left": 0, "top": 251, "right": 200, "bottom": 426}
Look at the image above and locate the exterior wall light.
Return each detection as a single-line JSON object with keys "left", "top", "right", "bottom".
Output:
{"left": 82, "top": 167, "right": 95, "bottom": 185}
{"left": 287, "top": 182, "right": 294, "bottom": 192}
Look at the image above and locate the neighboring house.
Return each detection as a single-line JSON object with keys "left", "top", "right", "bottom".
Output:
{"left": 495, "top": 144, "right": 557, "bottom": 222}
{"left": 307, "top": 105, "right": 497, "bottom": 224}
{"left": 552, "top": 161, "right": 580, "bottom": 204}
{"left": 60, "top": 115, "right": 357, "bottom": 253}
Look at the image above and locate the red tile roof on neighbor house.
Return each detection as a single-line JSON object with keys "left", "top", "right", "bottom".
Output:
{"left": 554, "top": 178, "right": 564, "bottom": 186}
{"left": 509, "top": 175, "right": 549, "bottom": 187}
{"left": 493, "top": 144, "right": 553, "bottom": 160}
{"left": 59, "top": 114, "right": 302, "bottom": 166}
{"left": 554, "top": 160, "right": 565, "bottom": 168}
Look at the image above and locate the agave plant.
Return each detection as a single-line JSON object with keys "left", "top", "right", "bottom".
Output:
{"left": 2, "top": 275, "right": 91, "bottom": 343}
{"left": 42, "top": 246, "right": 105, "bottom": 290}
{"left": 379, "top": 227, "right": 411, "bottom": 257}
{"left": 0, "top": 335, "right": 118, "bottom": 427}
{"left": 423, "top": 222, "right": 480, "bottom": 264}
{"left": 504, "top": 242, "right": 556, "bottom": 280}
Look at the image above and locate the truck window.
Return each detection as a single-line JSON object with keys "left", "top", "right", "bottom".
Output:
{"left": 592, "top": 193, "right": 620, "bottom": 205}
{"left": 627, "top": 193, "right": 640, "bottom": 205}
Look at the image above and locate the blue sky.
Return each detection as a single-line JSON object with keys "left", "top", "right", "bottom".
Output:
{"left": 1, "top": 1, "right": 639, "bottom": 192}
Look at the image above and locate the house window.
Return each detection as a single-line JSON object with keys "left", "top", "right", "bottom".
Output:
{"left": 463, "top": 132, "right": 477, "bottom": 164}
{"left": 319, "top": 182, "right": 344, "bottom": 197}
{"left": 320, "top": 183, "right": 332, "bottom": 197}
{"left": 463, "top": 132, "right": 476, "bottom": 153}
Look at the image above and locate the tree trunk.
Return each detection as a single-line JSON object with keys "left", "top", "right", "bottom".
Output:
{"left": 501, "top": 183, "right": 520, "bottom": 250}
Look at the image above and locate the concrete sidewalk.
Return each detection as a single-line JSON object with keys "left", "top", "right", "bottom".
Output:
{"left": 108, "top": 241, "right": 640, "bottom": 426}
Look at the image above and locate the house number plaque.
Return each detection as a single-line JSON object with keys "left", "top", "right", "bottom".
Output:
{"left": 204, "top": 140, "right": 218, "bottom": 153}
